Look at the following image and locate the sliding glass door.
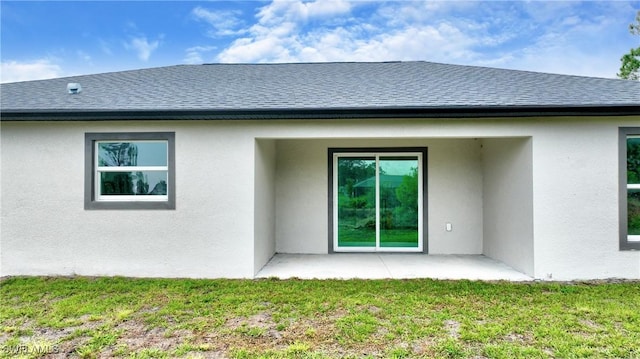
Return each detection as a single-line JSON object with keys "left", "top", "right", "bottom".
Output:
{"left": 333, "top": 151, "right": 424, "bottom": 252}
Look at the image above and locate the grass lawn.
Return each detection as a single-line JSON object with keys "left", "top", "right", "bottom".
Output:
{"left": 1, "top": 277, "right": 639, "bottom": 358}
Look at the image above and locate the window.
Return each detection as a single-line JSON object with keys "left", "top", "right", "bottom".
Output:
{"left": 328, "top": 147, "right": 428, "bottom": 253}
{"left": 85, "top": 132, "right": 175, "bottom": 209}
{"left": 620, "top": 127, "right": 640, "bottom": 250}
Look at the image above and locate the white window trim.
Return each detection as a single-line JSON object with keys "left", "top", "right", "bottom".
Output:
{"left": 628, "top": 235, "right": 640, "bottom": 242}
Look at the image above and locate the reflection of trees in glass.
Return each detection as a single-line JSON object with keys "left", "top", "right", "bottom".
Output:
{"left": 135, "top": 172, "right": 149, "bottom": 194}
{"left": 394, "top": 167, "right": 418, "bottom": 228}
{"left": 338, "top": 159, "right": 419, "bottom": 229}
{"left": 338, "top": 159, "right": 376, "bottom": 212}
{"left": 629, "top": 194, "right": 640, "bottom": 235}
{"left": 628, "top": 139, "right": 640, "bottom": 183}
{"left": 100, "top": 143, "right": 138, "bottom": 195}
{"left": 149, "top": 181, "right": 167, "bottom": 195}
{"left": 102, "top": 173, "right": 134, "bottom": 195}
{"left": 99, "top": 142, "right": 166, "bottom": 195}
{"left": 337, "top": 159, "right": 376, "bottom": 237}
{"left": 338, "top": 159, "right": 375, "bottom": 197}
{"left": 99, "top": 143, "right": 138, "bottom": 166}
{"left": 629, "top": 139, "right": 640, "bottom": 234}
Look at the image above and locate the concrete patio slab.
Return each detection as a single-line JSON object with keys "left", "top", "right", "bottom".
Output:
{"left": 256, "top": 254, "right": 532, "bottom": 281}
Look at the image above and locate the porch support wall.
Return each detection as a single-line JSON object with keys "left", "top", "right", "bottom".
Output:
{"left": 254, "top": 139, "right": 277, "bottom": 274}
{"left": 481, "top": 138, "right": 534, "bottom": 276}
{"left": 275, "top": 139, "right": 331, "bottom": 254}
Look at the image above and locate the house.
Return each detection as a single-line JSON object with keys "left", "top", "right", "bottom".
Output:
{"left": 1, "top": 61, "right": 639, "bottom": 280}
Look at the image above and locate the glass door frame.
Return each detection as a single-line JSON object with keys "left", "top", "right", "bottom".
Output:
{"left": 328, "top": 147, "right": 428, "bottom": 253}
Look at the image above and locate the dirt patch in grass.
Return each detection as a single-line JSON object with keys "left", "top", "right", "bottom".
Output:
{"left": 502, "top": 332, "right": 532, "bottom": 344}
{"left": 225, "top": 312, "right": 275, "bottom": 331}
{"left": 116, "top": 322, "right": 190, "bottom": 351}
{"left": 444, "top": 319, "right": 461, "bottom": 339}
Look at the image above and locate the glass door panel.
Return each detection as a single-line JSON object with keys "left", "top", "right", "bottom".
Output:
{"left": 334, "top": 152, "right": 423, "bottom": 252}
{"left": 379, "top": 157, "right": 419, "bottom": 248}
{"left": 337, "top": 157, "right": 376, "bottom": 247}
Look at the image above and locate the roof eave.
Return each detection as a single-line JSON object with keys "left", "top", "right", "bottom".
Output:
{"left": 1, "top": 105, "right": 639, "bottom": 121}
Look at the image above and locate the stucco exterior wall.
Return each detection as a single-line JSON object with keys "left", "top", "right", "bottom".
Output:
{"left": 482, "top": 138, "right": 534, "bottom": 276}
{"left": 529, "top": 121, "right": 639, "bottom": 280}
{"left": 1, "top": 117, "right": 639, "bottom": 279}
{"left": 1, "top": 121, "right": 257, "bottom": 278}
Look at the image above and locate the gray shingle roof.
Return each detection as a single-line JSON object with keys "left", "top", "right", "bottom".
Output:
{"left": 1, "top": 61, "right": 639, "bottom": 120}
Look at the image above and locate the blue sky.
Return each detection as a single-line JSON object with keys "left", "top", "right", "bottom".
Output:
{"left": 1, "top": 1, "right": 639, "bottom": 83}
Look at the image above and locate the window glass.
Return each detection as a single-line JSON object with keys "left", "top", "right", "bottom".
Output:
{"left": 98, "top": 142, "right": 167, "bottom": 167}
{"left": 628, "top": 136, "right": 640, "bottom": 237}
{"left": 337, "top": 157, "right": 376, "bottom": 247}
{"left": 628, "top": 189, "right": 640, "bottom": 236}
{"left": 100, "top": 172, "right": 168, "bottom": 196}
{"left": 379, "top": 157, "right": 419, "bottom": 248}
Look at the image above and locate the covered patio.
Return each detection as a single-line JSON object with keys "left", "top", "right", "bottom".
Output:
{"left": 256, "top": 254, "right": 532, "bottom": 281}
{"left": 254, "top": 137, "right": 535, "bottom": 279}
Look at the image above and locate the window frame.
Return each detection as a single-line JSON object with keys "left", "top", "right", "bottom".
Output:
{"left": 328, "top": 147, "right": 428, "bottom": 254}
{"left": 85, "top": 132, "right": 176, "bottom": 210}
{"left": 619, "top": 127, "right": 640, "bottom": 250}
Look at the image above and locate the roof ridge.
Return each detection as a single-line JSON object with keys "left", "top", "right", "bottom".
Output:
{"left": 2, "top": 61, "right": 634, "bottom": 85}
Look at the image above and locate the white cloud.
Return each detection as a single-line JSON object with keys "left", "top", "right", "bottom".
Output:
{"left": 192, "top": 7, "right": 245, "bottom": 36}
{"left": 0, "top": 59, "right": 62, "bottom": 83}
{"left": 221, "top": 36, "right": 292, "bottom": 63}
{"left": 476, "top": 2, "right": 633, "bottom": 78}
{"left": 257, "top": 0, "right": 352, "bottom": 25}
{"left": 213, "top": 0, "right": 361, "bottom": 62}
{"left": 184, "top": 45, "right": 217, "bottom": 64}
{"left": 495, "top": 36, "right": 621, "bottom": 78}
{"left": 216, "top": 1, "right": 482, "bottom": 64}
{"left": 209, "top": 0, "right": 632, "bottom": 78}
{"left": 125, "top": 36, "right": 161, "bottom": 61}
{"left": 304, "top": 0, "right": 351, "bottom": 18}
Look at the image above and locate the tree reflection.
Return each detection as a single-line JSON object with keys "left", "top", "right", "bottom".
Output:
{"left": 99, "top": 143, "right": 138, "bottom": 166}
{"left": 628, "top": 139, "right": 640, "bottom": 234}
{"left": 99, "top": 142, "right": 166, "bottom": 195}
